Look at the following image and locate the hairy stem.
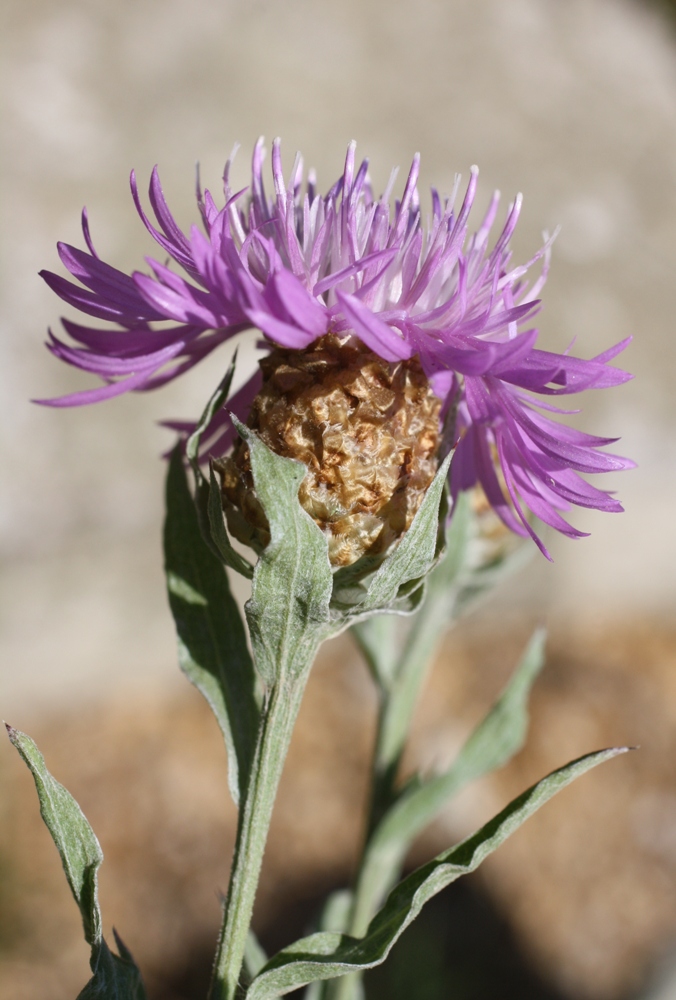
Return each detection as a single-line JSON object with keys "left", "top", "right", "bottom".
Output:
{"left": 324, "top": 597, "right": 455, "bottom": 1000}
{"left": 369, "top": 588, "right": 454, "bottom": 838}
{"left": 209, "top": 670, "right": 311, "bottom": 1000}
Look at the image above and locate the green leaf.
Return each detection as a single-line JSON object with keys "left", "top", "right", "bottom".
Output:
{"left": 6, "top": 728, "right": 146, "bottom": 998}
{"left": 243, "top": 930, "right": 269, "bottom": 983}
{"left": 339, "top": 454, "right": 452, "bottom": 620}
{"left": 236, "top": 421, "right": 333, "bottom": 686}
{"left": 206, "top": 465, "right": 254, "bottom": 579}
{"left": 351, "top": 629, "right": 547, "bottom": 926}
{"left": 77, "top": 936, "right": 146, "bottom": 1000}
{"left": 350, "top": 616, "right": 402, "bottom": 690}
{"left": 186, "top": 354, "right": 237, "bottom": 472}
{"left": 164, "top": 446, "right": 260, "bottom": 805}
{"left": 246, "top": 747, "right": 629, "bottom": 998}
{"left": 446, "top": 495, "right": 533, "bottom": 620}
{"left": 303, "top": 892, "right": 355, "bottom": 1000}
{"left": 183, "top": 357, "right": 255, "bottom": 579}
{"left": 317, "top": 890, "right": 354, "bottom": 934}
{"left": 443, "top": 627, "right": 546, "bottom": 785}
{"left": 427, "top": 488, "right": 472, "bottom": 594}
{"left": 6, "top": 725, "right": 103, "bottom": 947}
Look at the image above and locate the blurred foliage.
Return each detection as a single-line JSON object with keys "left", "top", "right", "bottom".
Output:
{"left": 364, "top": 880, "right": 565, "bottom": 1000}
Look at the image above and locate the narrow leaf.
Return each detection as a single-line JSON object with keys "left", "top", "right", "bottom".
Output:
{"left": 448, "top": 494, "right": 533, "bottom": 619}
{"left": 184, "top": 356, "right": 255, "bottom": 579}
{"left": 6, "top": 728, "right": 146, "bottom": 997}
{"left": 350, "top": 616, "right": 402, "bottom": 690}
{"left": 164, "top": 446, "right": 260, "bottom": 804}
{"left": 444, "top": 627, "right": 546, "bottom": 785}
{"left": 428, "top": 488, "right": 472, "bottom": 594}
{"left": 6, "top": 725, "right": 103, "bottom": 947}
{"left": 353, "top": 629, "right": 547, "bottom": 919}
{"left": 236, "top": 421, "right": 332, "bottom": 686}
{"left": 315, "top": 889, "right": 354, "bottom": 936}
{"left": 246, "top": 747, "right": 629, "bottom": 998}
{"left": 186, "top": 354, "right": 237, "bottom": 471}
{"left": 244, "top": 930, "right": 269, "bottom": 982}
{"left": 77, "top": 937, "right": 146, "bottom": 1000}
{"left": 207, "top": 465, "right": 254, "bottom": 578}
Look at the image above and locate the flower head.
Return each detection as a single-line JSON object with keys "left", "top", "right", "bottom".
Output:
{"left": 39, "top": 139, "right": 633, "bottom": 558}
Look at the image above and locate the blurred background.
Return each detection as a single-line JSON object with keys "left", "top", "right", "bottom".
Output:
{"left": 2, "top": 0, "right": 676, "bottom": 996}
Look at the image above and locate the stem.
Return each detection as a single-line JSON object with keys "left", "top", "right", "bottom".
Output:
{"left": 369, "top": 590, "right": 452, "bottom": 837}
{"left": 209, "top": 672, "right": 310, "bottom": 1000}
{"left": 324, "top": 595, "right": 456, "bottom": 1000}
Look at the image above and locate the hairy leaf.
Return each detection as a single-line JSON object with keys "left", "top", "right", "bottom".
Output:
{"left": 206, "top": 465, "right": 254, "bottom": 579}
{"left": 236, "top": 421, "right": 333, "bottom": 686}
{"left": 243, "top": 930, "right": 269, "bottom": 983}
{"left": 6, "top": 725, "right": 103, "bottom": 947}
{"left": 77, "top": 936, "right": 146, "bottom": 1000}
{"left": 186, "top": 354, "right": 236, "bottom": 471}
{"left": 164, "top": 447, "right": 260, "bottom": 804}
{"left": 352, "top": 629, "right": 547, "bottom": 923}
{"left": 247, "top": 747, "right": 628, "bottom": 998}
{"left": 7, "top": 729, "right": 146, "bottom": 998}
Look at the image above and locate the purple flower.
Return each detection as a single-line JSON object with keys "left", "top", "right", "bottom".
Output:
{"left": 39, "top": 139, "right": 633, "bottom": 557}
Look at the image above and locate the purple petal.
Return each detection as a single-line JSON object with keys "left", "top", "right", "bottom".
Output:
{"left": 336, "top": 292, "right": 413, "bottom": 362}
{"left": 243, "top": 309, "right": 317, "bottom": 349}
{"left": 34, "top": 365, "right": 167, "bottom": 406}
{"left": 266, "top": 269, "right": 328, "bottom": 336}
{"left": 40, "top": 269, "right": 161, "bottom": 323}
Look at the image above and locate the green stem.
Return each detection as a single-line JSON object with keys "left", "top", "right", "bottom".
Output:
{"left": 369, "top": 590, "right": 453, "bottom": 837}
{"left": 324, "top": 595, "right": 457, "bottom": 1000}
{"left": 209, "top": 672, "right": 310, "bottom": 1000}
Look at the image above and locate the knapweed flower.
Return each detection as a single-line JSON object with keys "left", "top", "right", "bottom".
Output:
{"left": 39, "top": 139, "right": 633, "bottom": 561}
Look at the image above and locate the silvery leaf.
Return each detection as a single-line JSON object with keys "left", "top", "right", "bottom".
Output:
{"left": 246, "top": 747, "right": 629, "bottom": 998}
{"left": 164, "top": 446, "right": 260, "bottom": 805}
{"left": 351, "top": 629, "right": 547, "bottom": 922}
{"left": 6, "top": 727, "right": 146, "bottom": 998}
{"left": 236, "top": 421, "right": 332, "bottom": 686}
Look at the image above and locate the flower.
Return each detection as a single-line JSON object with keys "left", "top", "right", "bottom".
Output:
{"left": 39, "top": 139, "right": 633, "bottom": 558}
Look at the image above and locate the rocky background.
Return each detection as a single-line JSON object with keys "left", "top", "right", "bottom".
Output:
{"left": 2, "top": 0, "right": 676, "bottom": 997}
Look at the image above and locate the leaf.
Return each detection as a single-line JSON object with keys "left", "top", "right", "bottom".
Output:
{"left": 316, "top": 890, "right": 354, "bottom": 935}
{"left": 164, "top": 446, "right": 260, "bottom": 805}
{"left": 339, "top": 454, "right": 452, "bottom": 620}
{"left": 304, "top": 892, "right": 358, "bottom": 1000}
{"left": 77, "top": 936, "right": 146, "bottom": 1000}
{"left": 184, "top": 355, "right": 254, "bottom": 579}
{"left": 206, "top": 465, "right": 254, "bottom": 579}
{"left": 186, "top": 354, "right": 237, "bottom": 471}
{"left": 6, "top": 728, "right": 147, "bottom": 998}
{"left": 350, "top": 616, "right": 402, "bottom": 690}
{"left": 184, "top": 358, "right": 255, "bottom": 579}
{"left": 243, "top": 930, "right": 269, "bottom": 983}
{"left": 351, "top": 629, "right": 547, "bottom": 923}
{"left": 246, "top": 747, "right": 629, "bottom": 998}
{"left": 236, "top": 421, "right": 333, "bottom": 686}
{"left": 6, "top": 725, "right": 103, "bottom": 947}
{"left": 446, "top": 494, "right": 533, "bottom": 620}
{"left": 444, "top": 627, "right": 546, "bottom": 785}
{"left": 427, "top": 487, "right": 472, "bottom": 594}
